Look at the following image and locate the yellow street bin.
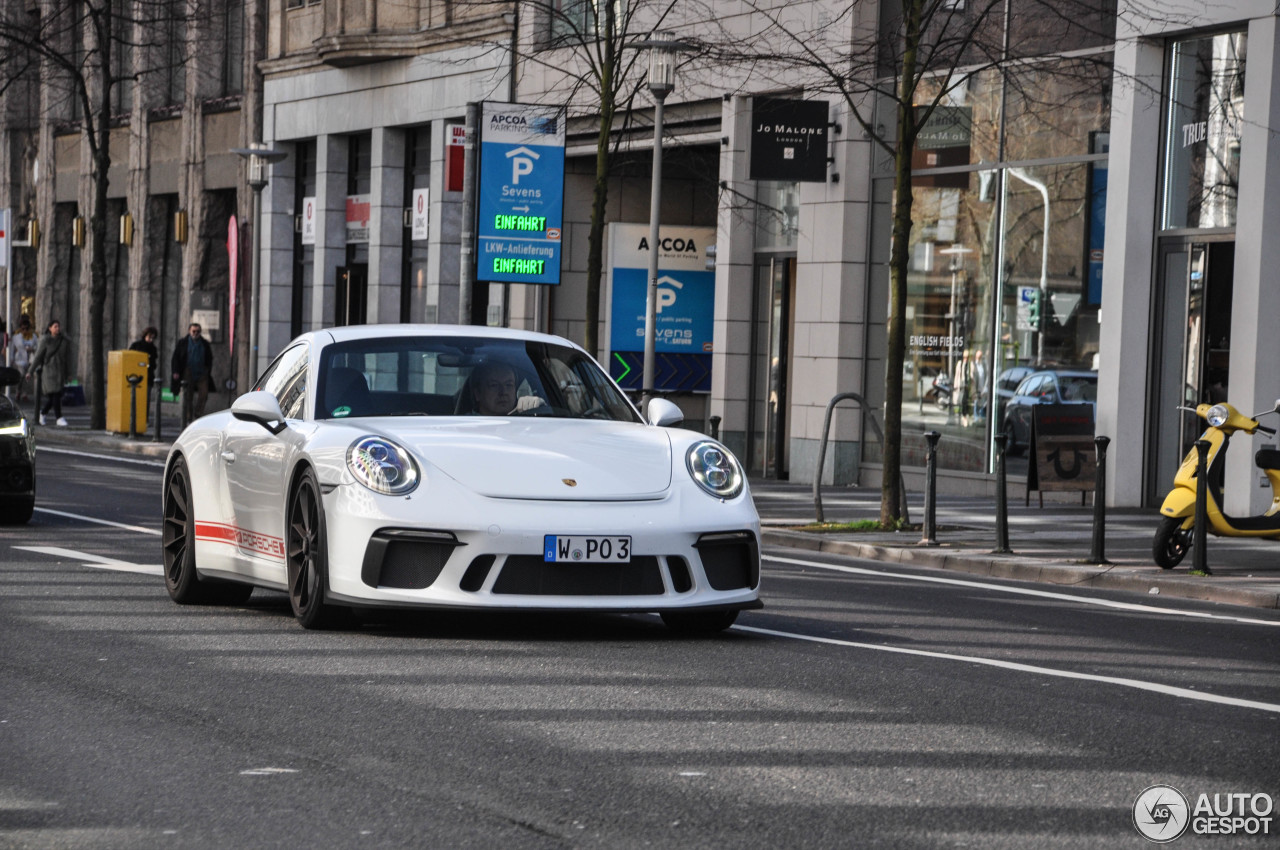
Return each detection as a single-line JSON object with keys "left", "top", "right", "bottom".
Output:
{"left": 107, "top": 349, "right": 150, "bottom": 434}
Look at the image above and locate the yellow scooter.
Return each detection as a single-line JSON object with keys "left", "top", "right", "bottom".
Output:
{"left": 1153, "top": 400, "right": 1280, "bottom": 568}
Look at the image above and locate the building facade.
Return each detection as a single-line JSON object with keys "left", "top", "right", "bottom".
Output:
{"left": 1, "top": 0, "right": 264, "bottom": 402}
{"left": 5, "top": 0, "right": 1278, "bottom": 514}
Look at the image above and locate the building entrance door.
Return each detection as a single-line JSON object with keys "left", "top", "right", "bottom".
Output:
{"left": 1148, "top": 239, "right": 1234, "bottom": 503}
{"left": 335, "top": 264, "right": 368, "bottom": 326}
{"left": 747, "top": 256, "right": 795, "bottom": 479}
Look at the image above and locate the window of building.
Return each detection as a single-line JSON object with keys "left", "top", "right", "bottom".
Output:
{"left": 292, "top": 140, "right": 317, "bottom": 338}
{"left": 220, "top": 0, "right": 244, "bottom": 96}
{"left": 548, "top": 0, "right": 624, "bottom": 43}
{"left": 162, "top": 0, "right": 186, "bottom": 107}
{"left": 1161, "top": 31, "right": 1246, "bottom": 231}
{"left": 402, "top": 126, "right": 432, "bottom": 323}
{"left": 881, "top": 50, "right": 1112, "bottom": 474}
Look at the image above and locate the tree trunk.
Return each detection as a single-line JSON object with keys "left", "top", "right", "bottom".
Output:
{"left": 880, "top": 0, "right": 923, "bottom": 526}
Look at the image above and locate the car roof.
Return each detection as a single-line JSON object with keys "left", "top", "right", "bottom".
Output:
{"left": 293, "top": 323, "right": 586, "bottom": 352}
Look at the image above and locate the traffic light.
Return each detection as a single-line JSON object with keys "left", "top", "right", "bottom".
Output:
{"left": 1028, "top": 289, "right": 1042, "bottom": 329}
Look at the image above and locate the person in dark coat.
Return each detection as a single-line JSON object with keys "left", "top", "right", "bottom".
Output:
{"left": 26, "top": 319, "right": 71, "bottom": 426}
{"left": 128, "top": 326, "right": 159, "bottom": 389}
{"left": 171, "top": 322, "right": 214, "bottom": 427}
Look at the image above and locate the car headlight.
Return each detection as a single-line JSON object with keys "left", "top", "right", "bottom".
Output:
{"left": 1206, "top": 404, "right": 1229, "bottom": 428}
{"left": 0, "top": 420, "right": 27, "bottom": 437}
{"left": 686, "top": 441, "right": 744, "bottom": 500}
{"left": 346, "top": 436, "right": 420, "bottom": 495}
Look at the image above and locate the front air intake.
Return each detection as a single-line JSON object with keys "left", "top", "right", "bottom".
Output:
{"left": 361, "top": 529, "right": 460, "bottom": 589}
{"left": 694, "top": 531, "right": 760, "bottom": 591}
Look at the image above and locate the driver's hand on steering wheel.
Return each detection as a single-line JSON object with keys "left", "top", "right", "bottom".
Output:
{"left": 511, "top": 395, "right": 546, "bottom": 414}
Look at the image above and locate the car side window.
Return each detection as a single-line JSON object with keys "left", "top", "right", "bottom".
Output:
{"left": 261, "top": 344, "right": 309, "bottom": 419}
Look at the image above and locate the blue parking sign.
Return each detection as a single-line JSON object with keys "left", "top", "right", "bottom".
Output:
{"left": 477, "top": 103, "right": 566, "bottom": 285}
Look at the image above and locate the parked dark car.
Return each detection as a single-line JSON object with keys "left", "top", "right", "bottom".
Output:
{"left": 993, "top": 365, "right": 1036, "bottom": 427}
{"left": 1001, "top": 369, "right": 1097, "bottom": 454}
{"left": 0, "top": 367, "right": 35, "bottom": 524}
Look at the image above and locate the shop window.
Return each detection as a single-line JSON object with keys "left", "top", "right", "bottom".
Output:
{"left": 1161, "top": 31, "right": 1246, "bottom": 230}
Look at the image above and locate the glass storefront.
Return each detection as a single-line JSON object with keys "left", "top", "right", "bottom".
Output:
{"left": 1162, "top": 32, "right": 1246, "bottom": 230}
{"left": 893, "top": 54, "right": 1111, "bottom": 473}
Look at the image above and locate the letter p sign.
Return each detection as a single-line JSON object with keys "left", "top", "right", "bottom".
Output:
{"left": 506, "top": 146, "right": 541, "bottom": 185}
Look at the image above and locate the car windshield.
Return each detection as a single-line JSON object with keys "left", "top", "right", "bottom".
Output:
{"left": 316, "top": 335, "right": 642, "bottom": 423}
{"left": 1059, "top": 375, "right": 1097, "bottom": 402}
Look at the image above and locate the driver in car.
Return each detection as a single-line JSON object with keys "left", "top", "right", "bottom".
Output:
{"left": 471, "top": 361, "right": 544, "bottom": 415}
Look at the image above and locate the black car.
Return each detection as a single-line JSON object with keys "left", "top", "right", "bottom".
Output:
{"left": 1001, "top": 369, "right": 1097, "bottom": 454}
{"left": 0, "top": 367, "right": 35, "bottom": 524}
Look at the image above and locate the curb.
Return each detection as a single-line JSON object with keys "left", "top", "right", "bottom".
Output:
{"left": 761, "top": 529, "right": 1280, "bottom": 610}
{"left": 35, "top": 428, "right": 173, "bottom": 461}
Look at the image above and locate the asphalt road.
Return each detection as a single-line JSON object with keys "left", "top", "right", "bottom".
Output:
{"left": 2, "top": 447, "right": 1278, "bottom": 848}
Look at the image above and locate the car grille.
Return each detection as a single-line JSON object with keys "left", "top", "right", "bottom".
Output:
{"left": 695, "top": 531, "right": 760, "bottom": 591}
{"left": 492, "top": 556, "right": 665, "bottom": 596}
{"left": 361, "top": 530, "right": 460, "bottom": 590}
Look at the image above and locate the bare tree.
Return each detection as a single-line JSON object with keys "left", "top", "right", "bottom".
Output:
{"left": 468, "top": 0, "right": 682, "bottom": 356}
{"left": 0, "top": 0, "right": 194, "bottom": 428}
{"left": 705, "top": 0, "right": 1120, "bottom": 524}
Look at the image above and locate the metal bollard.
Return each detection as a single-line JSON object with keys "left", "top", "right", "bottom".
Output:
{"left": 1193, "top": 439, "right": 1211, "bottom": 574}
{"left": 993, "top": 432, "right": 1012, "bottom": 554}
{"left": 1088, "top": 435, "right": 1111, "bottom": 564}
{"left": 127, "top": 374, "right": 142, "bottom": 439}
{"left": 152, "top": 380, "right": 163, "bottom": 442}
{"left": 709, "top": 415, "right": 721, "bottom": 441}
{"left": 920, "top": 430, "right": 941, "bottom": 546}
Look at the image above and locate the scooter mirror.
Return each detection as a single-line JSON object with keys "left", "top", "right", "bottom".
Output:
{"left": 1274, "top": 398, "right": 1280, "bottom": 413}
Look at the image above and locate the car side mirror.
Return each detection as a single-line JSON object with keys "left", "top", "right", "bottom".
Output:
{"left": 0, "top": 366, "right": 19, "bottom": 388}
{"left": 231, "top": 390, "right": 288, "bottom": 435}
{"left": 646, "top": 398, "right": 683, "bottom": 427}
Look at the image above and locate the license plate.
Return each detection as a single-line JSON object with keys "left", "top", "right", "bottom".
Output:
{"left": 543, "top": 535, "right": 632, "bottom": 563}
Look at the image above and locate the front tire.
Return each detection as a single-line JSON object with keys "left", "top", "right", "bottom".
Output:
{"left": 286, "top": 467, "right": 345, "bottom": 629}
{"left": 1153, "top": 516, "right": 1192, "bottom": 569}
{"left": 163, "top": 457, "right": 253, "bottom": 605}
{"left": 1, "top": 498, "right": 34, "bottom": 525}
{"left": 661, "top": 609, "right": 739, "bottom": 633}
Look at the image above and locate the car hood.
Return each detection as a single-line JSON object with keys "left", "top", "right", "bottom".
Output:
{"left": 378, "top": 418, "right": 674, "bottom": 500}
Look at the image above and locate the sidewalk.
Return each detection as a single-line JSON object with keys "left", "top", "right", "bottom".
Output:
{"left": 23, "top": 397, "right": 1280, "bottom": 611}
{"left": 750, "top": 479, "right": 1280, "bottom": 611}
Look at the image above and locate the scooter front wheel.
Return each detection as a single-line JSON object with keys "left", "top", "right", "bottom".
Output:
{"left": 1153, "top": 516, "right": 1192, "bottom": 569}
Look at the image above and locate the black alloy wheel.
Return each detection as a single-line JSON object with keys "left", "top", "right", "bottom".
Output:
{"left": 1152, "top": 516, "right": 1192, "bottom": 569}
{"left": 286, "top": 467, "right": 344, "bottom": 629}
{"left": 661, "top": 609, "right": 739, "bottom": 633}
{"left": 163, "top": 457, "right": 252, "bottom": 604}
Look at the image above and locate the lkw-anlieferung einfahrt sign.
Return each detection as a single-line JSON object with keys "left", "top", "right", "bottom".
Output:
{"left": 477, "top": 102, "right": 566, "bottom": 285}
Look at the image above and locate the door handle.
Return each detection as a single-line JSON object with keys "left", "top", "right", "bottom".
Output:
{"left": 220, "top": 451, "right": 236, "bottom": 463}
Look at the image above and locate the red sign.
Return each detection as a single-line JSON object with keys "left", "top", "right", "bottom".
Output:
{"left": 446, "top": 124, "right": 466, "bottom": 193}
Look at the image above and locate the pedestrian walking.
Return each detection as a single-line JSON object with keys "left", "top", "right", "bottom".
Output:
{"left": 26, "top": 319, "right": 70, "bottom": 427}
{"left": 129, "top": 326, "right": 159, "bottom": 389}
{"left": 171, "top": 322, "right": 214, "bottom": 427}
{"left": 8, "top": 317, "right": 37, "bottom": 401}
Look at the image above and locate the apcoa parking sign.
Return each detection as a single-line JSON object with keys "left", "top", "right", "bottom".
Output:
{"left": 477, "top": 103, "right": 565, "bottom": 285}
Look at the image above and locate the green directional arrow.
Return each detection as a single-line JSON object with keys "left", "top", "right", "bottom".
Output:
{"left": 613, "top": 352, "right": 632, "bottom": 382}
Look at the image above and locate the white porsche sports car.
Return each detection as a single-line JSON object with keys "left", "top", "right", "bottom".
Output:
{"left": 162, "top": 325, "right": 761, "bottom": 631}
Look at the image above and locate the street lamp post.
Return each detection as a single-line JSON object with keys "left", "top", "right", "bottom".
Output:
{"left": 232, "top": 144, "right": 288, "bottom": 381}
{"left": 637, "top": 34, "right": 688, "bottom": 416}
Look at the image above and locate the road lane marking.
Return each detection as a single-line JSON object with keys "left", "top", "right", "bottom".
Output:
{"left": 33, "top": 507, "right": 162, "bottom": 536}
{"left": 37, "top": 446, "right": 166, "bottom": 468}
{"left": 13, "top": 545, "right": 163, "bottom": 576}
{"left": 764, "top": 553, "right": 1280, "bottom": 627}
{"left": 734, "top": 624, "right": 1280, "bottom": 715}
